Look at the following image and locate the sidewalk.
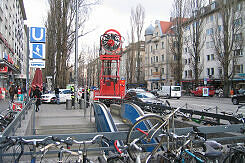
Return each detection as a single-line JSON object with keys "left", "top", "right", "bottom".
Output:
{"left": 35, "top": 103, "right": 96, "bottom": 135}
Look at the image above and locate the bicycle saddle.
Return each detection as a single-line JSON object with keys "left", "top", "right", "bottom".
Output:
{"left": 204, "top": 143, "right": 223, "bottom": 160}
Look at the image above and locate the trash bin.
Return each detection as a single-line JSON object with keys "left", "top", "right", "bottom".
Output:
{"left": 66, "top": 99, "right": 72, "bottom": 110}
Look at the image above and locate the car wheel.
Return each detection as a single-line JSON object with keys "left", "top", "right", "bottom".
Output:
{"left": 177, "top": 97, "right": 180, "bottom": 99}
{"left": 232, "top": 98, "right": 239, "bottom": 105}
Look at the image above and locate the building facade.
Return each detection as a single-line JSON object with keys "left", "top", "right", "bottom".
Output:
{"left": 182, "top": 0, "right": 245, "bottom": 91}
{"left": 0, "top": 0, "right": 27, "bottom": 90}
{"left": 121, "top": 41, "right": 146, "bottom": 88}
{"left": 144, "top": 20, "right": 176, "bottom": 90}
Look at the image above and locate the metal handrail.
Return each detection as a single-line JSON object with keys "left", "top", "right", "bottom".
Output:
{"left": 0, "top": 99, "right": 33, "bottom": 137}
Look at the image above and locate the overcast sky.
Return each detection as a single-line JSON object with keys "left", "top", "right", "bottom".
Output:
{"left": 23, "top": 0, "right": 173, "bottom": 50}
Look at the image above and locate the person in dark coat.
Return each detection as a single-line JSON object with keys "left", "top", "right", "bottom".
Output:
{"left": 54, "top": 87, "right": 60, "bottom": 104}
{"left": 9, "top": 85, "right": 15, "bottom": 102}
{"left": 32, "top": 86, "right": 42, "bottom": 112}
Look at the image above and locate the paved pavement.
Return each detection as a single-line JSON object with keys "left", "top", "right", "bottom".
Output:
{"left": 35, "top": 103, "right": 96, "bottom": 135}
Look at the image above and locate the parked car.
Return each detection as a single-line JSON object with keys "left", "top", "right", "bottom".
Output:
{"left": 41, "top": 89, "right": 74, "bottom": 103}
{"left": 126, "top": 88, "right": 146, "bottom": 93}
{"left": 232, "top": 92, "right": 245, "bottom": 105}
{"left": 191, "top": 86, "right": 215, "bottom": 97}
{"left": 124, "top": 91, "right": 164, "bottom": 105}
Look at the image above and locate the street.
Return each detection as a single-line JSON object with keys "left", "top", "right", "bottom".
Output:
{"left": 160, "top": 96, "right": 238, "bottom": 114}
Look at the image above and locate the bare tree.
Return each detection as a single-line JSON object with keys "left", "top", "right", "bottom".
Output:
{"left": 45, "top": 0, "right": 99, "bottom": 88}
{"left": 185, "top": 0, "right": 206, "bottom": 87}
{"left": 130, "top": 4, "right": 145, "bottom": 83}
{"left": 212, "top": 0, "right": 243, "bottom": 97}
{"left": 170, "top": 0, "right": 188, "bottom": 85}
{"left": 45, "top": 1, "right": 57, "bottom": 88}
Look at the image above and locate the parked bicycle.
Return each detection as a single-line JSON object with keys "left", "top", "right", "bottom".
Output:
{"left": 0, "top": 136, "right": 54, "bottom": 163}
{"left": 40, "top": 134, "right": 109, "bottom": 163}
{"left": 223, "top": 142, "right": 245, "bottom": 163}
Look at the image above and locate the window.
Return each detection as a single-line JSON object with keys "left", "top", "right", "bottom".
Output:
{"left": 155, "top": 67, "right": 158, "bottom": 72}
{"left": 207, "top": 68, "right": 214, "bottom": 75}
{"left": 211, "top": 2, "right": 216, "bottom": 10}
{"left": 185, "top": 70, "right": 187, "bottom": 78}
{"left": 153, "top": 56, "right": 155, "bottom": 62}
{"left": 207, "top": 68, "right": 210, "bottom": 75}
{"left": 188, "top": 58, "right": 191, "bottom": 64}
{"left": 237, "top": 2, "right": 242, "bottom": 11}
{"left": 234, "top": 33, "right": 242, "bottom": 41}
{"left": 188, "top": 70, "right": 192, "bottom": 78}
{"left": 198, "top": 56, "right": 200, "bottom": 62}
{"left": 161, "top": 55, "right": 164, "bottom": 61}
{"left": 150, "top": 46, "right": 152, "bottom": 52}
{"left": 210, "top": 15, "right": 214, "bottom": 22}
{"left": 185, "top": 47, "right": 188, "bottom": 53}
{"left": 151, "top": 57, "right": 153, "bottom": 64}
{"left": 234, "top": 18, "right": 242, "bottom": 27}
{"left": 155, "top": 44, "right": 158, "bottom": 50}
{"left": 210, "top": 41, "right": 214, "bottom": 48}
{"left": 156, "top": 56, "right": 158, "bottom": 62}
{"left": 206, "top": 28, "right": 213, "bottom": 35}
{"left": 151, "top": 69, "right": 153, "bottom": 75}
{"left": 162, "top": 42, "right": 164, "bottom": 49}
{"left": 218, "top": 25, "right": 222, "bottom": 32}
{"left": 206, "top": 42, "right": 209, "bottom": 49}
{"left": 234, "top": 49, "right": 243, "bottom": 56}
{"left": 211, "top": 54, "right": 215, "bottom": 60}
{"left": 234, "top": 64, "right": 244, "bottom": 73}
{"left": 207, "top": 55, "right": 210, "bottom": 61}
{"left": 211, "top": 68, "right": 214, "bottom": 75}
{"left": 185, "top": 59, "right": 187, "bottom": 64}
{"left": 218, "top": 67, "right": 222, "bottom": 75}
{"left": 162, "top": 68, "right": 164, "bottom": 74}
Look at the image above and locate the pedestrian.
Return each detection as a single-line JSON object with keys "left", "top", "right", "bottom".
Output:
{"left": 32, "top": 86, "right": 42, "bottom": 112}
{"left": 17, "top": 86, "right": 21, "bottom": 96}
{"left": 9, "top": 85, "right": 15, "bottom": 103}
{"left": 71, "top": 86, "right": 75, "bottom": 108}
{"left": 218, "top": 87, "right": 223, "bottom": 97}
{"left": 54, "top": 87, "right": 60, "bottom": 104}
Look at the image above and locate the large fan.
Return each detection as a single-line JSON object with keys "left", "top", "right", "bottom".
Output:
{"left": 100, "top": 29, "right": 122, "bottom": 53}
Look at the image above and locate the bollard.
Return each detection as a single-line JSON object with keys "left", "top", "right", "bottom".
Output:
{"left": 79, "top": 99, "right": 82, "bottom": 109}
{"left": 66, "top": 99, "right": 72, "bottom": 110}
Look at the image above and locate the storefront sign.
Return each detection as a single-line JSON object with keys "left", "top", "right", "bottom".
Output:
{"left": 0, "top": 66, "right": 8, "bottom": 73}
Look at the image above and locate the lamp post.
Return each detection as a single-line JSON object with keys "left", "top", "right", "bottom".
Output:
{"left": 74, "top": 0, "right": 79, "bottom": 109}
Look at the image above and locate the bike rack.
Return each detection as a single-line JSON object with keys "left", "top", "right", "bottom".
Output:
{"left": 1, "top": 100, "right": 245, "bottom": 161}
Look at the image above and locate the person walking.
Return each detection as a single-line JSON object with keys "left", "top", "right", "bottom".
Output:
{"left": 71, "top": 86, "right": 75, "bottom": 108}
{"left": 32, "top": 86, "right": 42, "bottom": 112}
{"left": 9, "top": 85, "right": 15, "bottom": 103}
{"left": 55, "top": 87, "right": 60, "bottom": 104}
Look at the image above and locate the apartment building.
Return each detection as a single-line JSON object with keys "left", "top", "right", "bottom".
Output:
{"left": 182, "top": 0, "right": 245, "bottom": 90}
{"left": 121, "top": 41, "right": 146, "bottom": 88}
{"left": 144, "top": 20, "right": 176, "bottom": 90}
{"left": 0, "top": 0, "right": 27, "bottom": 89}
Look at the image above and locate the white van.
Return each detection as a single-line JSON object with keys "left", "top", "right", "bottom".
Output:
{"left": 157, "top": 86, "right": 181, "bottom": 99}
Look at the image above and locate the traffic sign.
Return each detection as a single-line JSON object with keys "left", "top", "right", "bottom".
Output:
{"left": 30, "top": 43, "right": 45, "bottom": 59}
{"left": 30, "top": 59, "right": 45, "bottom": 68}
{"left": 30, "top": 27, "right": 46, "bottom": 43}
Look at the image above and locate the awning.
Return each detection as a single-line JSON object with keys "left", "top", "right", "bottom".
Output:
{"left": 31, "top": 68, "right": 43, "bottom": 90}
{"left": 0, "top": 59, "right": 20, "bottom": 74}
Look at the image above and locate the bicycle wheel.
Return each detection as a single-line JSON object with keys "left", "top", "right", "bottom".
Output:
{"left": 184, "top": 152, "right": 207, "bottom": 163}
{"left": 3, "top": 143, "right": 22, "bottom": 162}
{"left": 223, "top": 151, "right": 245, "bottom": 163}
{"left": 126, "top": 114, "right": 166, "bottom": 162}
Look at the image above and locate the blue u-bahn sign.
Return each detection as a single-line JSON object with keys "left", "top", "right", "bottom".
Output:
{"left": 30, "top": 27, "right": 46, "bottom": 43}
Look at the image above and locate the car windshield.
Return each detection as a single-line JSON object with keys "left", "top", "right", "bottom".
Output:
{"left": 136, "top": 92, "right": 155, "bottom": 98}
{"left": 172, "top": 87, "right": 180, "bottom": 91}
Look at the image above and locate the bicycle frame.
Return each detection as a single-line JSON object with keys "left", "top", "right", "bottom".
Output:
{"left": 181, "top": 149, "right": 205, "bottom": 163}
